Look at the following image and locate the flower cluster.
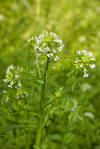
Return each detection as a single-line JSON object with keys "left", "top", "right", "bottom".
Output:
{"left": 4, "top": 65, "right": 28, "bottom": 99}
{"left": 4, "top": 65, "right": 22, "bottom": 88}
{"left": 74, "top": 50, "right": 96, "bottom": 77}
{"left": 28, "top": 31, "right": 64, "bottom": 62}
{"left": 84, "top": 112, "right": 94, "bottom": 119}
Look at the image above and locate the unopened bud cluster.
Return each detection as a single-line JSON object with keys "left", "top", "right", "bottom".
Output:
{"left": 74, "top": 50, "right": 96, "bottom": 77}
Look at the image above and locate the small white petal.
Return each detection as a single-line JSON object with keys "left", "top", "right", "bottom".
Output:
{"left": 75, "top": 59, "right": 79, "bottom": 63}
{"left": 84, "top": 112, "right": 94, "bottom": 119}
{"left": 54, "top": 56, "right": 59, "bottom": 61}
{"left": 50, "top": 53, "right": 53, "bottom": 56}
{"left": 77, "top": 51, "right": 81, "bottom": 55}
{"left": 87, "top": 52, "right": 93, "bottom": 57}
{"left": 15, "top": 74, "right": 19, "bottom": 78}
{"left": 90, "top": 57, "right": 96, "bottom": 61}
{"left": 83, "top": 73, "right": 89, "bottom": 78}
{"left": 36, "top": 53, "right": 41, "bottom": 58}
{"left": 18, "top": 81, "right": 22, "bottom": 87}
{"left": 56, "top": 39, "right": 62, "bottom": 44}
{"left": 5, "top": 97, "right": 9, "bottom": 102}
{"left": 47, "top": 54, "right": 50, "bottom": 57}
{"left": 90, "top": 64, "right": 96, "bottom": 69}
{"left": 53, "top": 50, "right": 56, "bottom": 53}
{"left": 80, "top": 64, "right": 83, "bottom": 68}
{"left": 83, "top": 69, "right": 87, "bottom": 72}
{"left": 82, "top": 50, "right": 86, "bottom": 53}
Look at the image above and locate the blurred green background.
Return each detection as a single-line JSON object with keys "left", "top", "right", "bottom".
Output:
{"left": 0, "top": 0, "right": 100, "bottom": 149}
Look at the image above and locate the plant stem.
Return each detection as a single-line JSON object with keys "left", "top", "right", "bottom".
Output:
{"left": 35, "top": 57, "right": 49, "bottom": 147}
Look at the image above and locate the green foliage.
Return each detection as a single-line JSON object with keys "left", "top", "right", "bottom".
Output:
{"left": 0, "top": 0, "right": 100, "bottom": 149}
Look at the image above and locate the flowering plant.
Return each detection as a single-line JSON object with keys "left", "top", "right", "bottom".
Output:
{"left": 3, "top": 32, "right": 96, "bottom": 149}
{"left": 73, "top": 50, "right": 96, "bottom": 78}
{"left": 28, "top": 31, "right": 64, "bottom": 63}
{"left": 4, "top": 65, "right": 28, "bottom": 99}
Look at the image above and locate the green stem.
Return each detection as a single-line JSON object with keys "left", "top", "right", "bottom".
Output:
{"left": 36, "top": 58, "right": 41, "bottom": 78}
{"left": 35, "top": 57, "right": 49, "bottom": 147}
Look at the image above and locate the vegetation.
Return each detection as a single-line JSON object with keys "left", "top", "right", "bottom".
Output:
{"left": 0, "top": 0, "right": 100, "bottom": 149}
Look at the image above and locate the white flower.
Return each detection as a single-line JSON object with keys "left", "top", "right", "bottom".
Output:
{"left": 34, "top": 45, "right": 39, "bottom": 50}
{"left": 41, "top": 61, "right": 44, "bottom": 65}
{"left": 90, "top": 57, "right": 96, "bottom": 61}
{"left": 47, "top": 54, "right": 51, "bottom": 57}
{"left": 50, "top": 53, "right": 53, "bottom": 56}
{"left": 75, "top": 50, "right": 96, "bottom": 78}
{"left": 39, "top": 48, "right": 43, "bottom": 52}
{"left": 5, "top": 97, "right": 9, "bottom": 102}
{"left": 54, "top": 56, "right": 59, "bottom": 61}
{"left": 43, "top": 43, "right": 46, "bottom": 47}
{"left": 10, "top": 81, "right": 14, "bottom": 86}
{"left": 58, "top": 46, "right": 63, "bottom": 52}
{"left": 55, "top": 39, "right": 62, "bottom": 44}
{"left": 36, "top": 53, "right": 41, "bottom": 58}
{"left": 39, "top": 34, "right": 44, "bottom": 39}
{"left": 15, "top": 74, "right": 19, "bottom": 78}
{"left": 87, "top": 52, "right": 93, "bottom": 57}
{"left": 4, "top": 79, "right": 7, "bottom": 83}
{"left": 83, "top": 68, "right": 87, "bottom": 72}
{"left": 84, "top": 112, "right": 94, "bottom": 119}
{"left": 90, "top": 64, "right": 96, "bottom": 69}
{"left": 18, "top": 81, "right": 22, "bottom": 87}
{"left": 53, "top": 50, "right": 56, "bottom": 53}
{"left": 58, "top": 44, "right": 64, "bottom": 52}
{"left": 47, "top": 53, "right": 53, "bottom": 57}
{"left": 83, "top": 73, "right": 89, "bottom": 78}
{"left": 6, "top": 65, "right": 14, "bottom": 73}
{"left": 77, "top": 50, "right": 81, "bottom": 55}
{"left": 8, "top": 84, "right": 12, "bottom": 88}
{"left": 35, "top": 37, "right": 40, "bottom": 44}
{"left": 75, "top": 59, "right": 79, "bottom": 63}
{"left": 82, "top": 50, "right": 86, "bottom": 53}
{"left": 50, "top": 32, "right": 57, "bottom": 38}
{"left": 45, "top": 48, "right": 50, "bottom": 52}
{"left": 80, "top": 64, "right": 83, "bottom": 68}
{"left": 30, "top": 31, "right": 64, "bottom": 62}
{"left": 24, "top": 91, "right": 28, "bottom": 97}
{"left": 82, "top": 83, "right": 91, "bottom": 92}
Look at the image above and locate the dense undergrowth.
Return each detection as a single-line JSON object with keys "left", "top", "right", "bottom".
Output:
{"left": 0, "top": 0, "right": 100, "bottom": 149}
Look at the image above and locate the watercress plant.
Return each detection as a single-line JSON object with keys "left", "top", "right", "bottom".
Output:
{"left": 3, "top": 31, "right": 96, "bottom": 149}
